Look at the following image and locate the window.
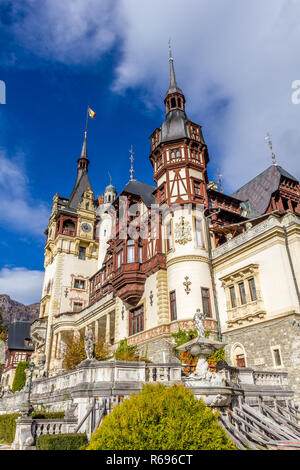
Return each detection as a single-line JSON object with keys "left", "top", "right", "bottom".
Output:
{"left": 127, "top": 239, "right": 135, "bottom": 263}
{"left": 201, "top": 288, "right": 212, "bottom": 317}
{"left": 166, "top": 222, "right": 173, "bottom": 251}
{"left": 74, "top": 279, "right": 85, "bottom": 289}
{"left": 160, "top": 185, "right": 165, "bottom": 202}
{"left": 239, "top": 282, "right": 246, "bottom": 305}
{"left": 193, "top": 180, "right": 201, "bottom": 196}
{"left": 229, "top": 286, "right": 237, "bottom": 308}
{"left": 129, "top": 305, "right": 144, "bottom": 335}
{"left": 138, "top": 245, "right": 143, "bottom": 263}
{"left": 272, "top": 347, "right": 283, "bottom": 367}
{"left": 78, "top": 246, "right": 86, "bottom": 260}
{"left": 195, "top": 218, "right": 203, "bottom": 247}
{"left": 171, "top": 97, "right": 176, "bottom": 108}
{"left": 117, "top": 244, "right": 123, "bottom": 268}
{"left": 171, "top": 151, "right": 175, "bottom": 160}
{"left": 248, "top": 278, "right": 257, "bottom": 301}
{"left": 170, "top": 290, "right": 177, "bottom": 321}
{"left": 73, "top": 302, "right": 83, "bottom": 312}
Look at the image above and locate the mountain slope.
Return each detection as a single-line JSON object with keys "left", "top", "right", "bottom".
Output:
{"left": 0, "top": 294, "right": 40, "bottom": 325}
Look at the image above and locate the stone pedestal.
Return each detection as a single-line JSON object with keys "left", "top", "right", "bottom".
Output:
{"left": 12, "top": 417, "right": 35, "bottom": 450}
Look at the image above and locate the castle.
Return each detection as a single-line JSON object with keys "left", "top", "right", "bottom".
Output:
{"left": 30, "top": 50, "right": 300, "bottom": 404}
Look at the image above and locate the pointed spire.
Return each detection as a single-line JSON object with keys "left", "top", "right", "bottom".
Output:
{"left": 166, "top": 39, "right": 183, "bottom": 96}
{"left": 129, "top": 145, "right": 135, "bottom": 181}
{"left": 80, "top": 130, "right": 88, "bottom": 159}
{"left": 164, "top": 40, "right": 185, "bottom": 114}
{"left": 265, "top": 133, "right": 277, "bottom": 166}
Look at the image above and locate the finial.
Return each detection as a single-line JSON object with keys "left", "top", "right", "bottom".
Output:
{"left": 108, "top": 172, "right": 112, "bottom": 185}
{"left": 217, "top": 170, "right": 224, "bottom": 193}
{"left": 265, "top": 133, "right": 277, "bottom": 166}
{"left": 129, "top": 145, "right": 135, "bottom": 181}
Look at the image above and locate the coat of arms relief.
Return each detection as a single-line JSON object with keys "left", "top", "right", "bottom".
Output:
{"left": 174, "top": 216, "right": 192, "bottom": 245}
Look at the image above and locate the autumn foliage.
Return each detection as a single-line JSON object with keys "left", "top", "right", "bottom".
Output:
{"left": 62, "top": 335, "right": 111, "bottom": 370}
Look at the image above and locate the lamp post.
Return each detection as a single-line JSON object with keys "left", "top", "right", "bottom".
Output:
{"left": 27, "top": 362, "right": 35, "bottom": 411}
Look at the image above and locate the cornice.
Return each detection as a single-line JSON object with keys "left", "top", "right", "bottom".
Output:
{"left": 167, "top": 254, "right": 209, "bottom": 268}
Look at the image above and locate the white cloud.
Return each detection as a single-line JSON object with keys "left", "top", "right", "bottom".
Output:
{"left": 0, "top": 150, "right": 49, "bottom": 235}
{"left": 0, "top": 266, "right": 43, "bottom": 304}
{"left": 3, "top": 0, "right": 300, "bottom": 191}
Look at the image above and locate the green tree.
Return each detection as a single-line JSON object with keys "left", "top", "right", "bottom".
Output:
{"left": 12, "top": 361, "right": 29, "bottom": 393}
{"left": 87, "top": 383, "right": 236, "bottom": 450}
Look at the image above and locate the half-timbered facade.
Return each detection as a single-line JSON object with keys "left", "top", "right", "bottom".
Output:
{"left": 30, "top": 50, "right": 300, "bottom": 403}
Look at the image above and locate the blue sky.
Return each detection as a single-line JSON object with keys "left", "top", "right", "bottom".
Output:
{"left": 0, "top": 0, "right": 299, "bottom": 304}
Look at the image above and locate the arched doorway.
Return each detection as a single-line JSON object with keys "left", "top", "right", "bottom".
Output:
{"left": 231, "top": 343, "right": 247, "bottom": 368}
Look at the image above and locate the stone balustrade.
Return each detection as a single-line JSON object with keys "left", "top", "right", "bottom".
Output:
{"left": 253, "top": 370, "right": 289, "bottom": 386}
{"left": 34, "top": 418, "right": 77, "bottom": 439}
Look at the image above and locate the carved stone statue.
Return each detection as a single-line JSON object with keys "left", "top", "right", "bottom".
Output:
{"left": 38, "top": 354, "right": 47, "bottom": 378}
{"left": 84, "top": 326, "right": 95, "bottom": 360}
{"left": 194, "top": 309, "right": 206, "bottom": 338}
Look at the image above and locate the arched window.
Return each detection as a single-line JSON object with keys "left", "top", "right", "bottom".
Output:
{"left": 231, "top": 343, "right": 247, "bottom": 368}
{"left": 171, "top": 97, "right": 176, "bottom": 108}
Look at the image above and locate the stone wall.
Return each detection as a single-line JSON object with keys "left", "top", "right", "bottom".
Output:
{"left": 223, "top": 313, "right": 300, "bottom": 405}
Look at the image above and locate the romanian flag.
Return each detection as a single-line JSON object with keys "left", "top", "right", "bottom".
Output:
{"left": 88, "top": 107, "right": 96, "bottom": 119}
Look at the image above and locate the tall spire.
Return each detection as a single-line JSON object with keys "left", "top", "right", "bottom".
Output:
{"left": 129, "top": 145, "right": 135, "bottom": 181}
{"left": 76, "top": 130, "right": 90, "bottom": 184}
{"left": 80, "top": 130, "right": 88, "bottom": 159}
{"left": 164, "top": 40, "right": 185, "bottom": 113}
{"left": 167, "top": 39, "right": 182, "bottom": 95}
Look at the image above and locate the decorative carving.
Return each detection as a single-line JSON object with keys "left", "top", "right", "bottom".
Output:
{"left": 84, "top": 326, "right": 95, "bottom": 360}
{"left": 64, "top": 288, "right": 69, "bottom": 298}
{"left": 174, "top": 216, "right": 192, "bottom": 245}
{"left": 149, "top": 290, "right": 154, "bottom": 306}
{"left": 183, "top": 276, "right": 192, "bottom": 294}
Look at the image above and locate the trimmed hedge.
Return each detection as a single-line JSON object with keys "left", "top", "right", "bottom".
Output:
{"left": 36, "top": 433, "right": 88, "bottom": 450}
{"left": 87, "top": 383, "right": 236, "bottom": 450}
{"left": 12, "top": 361, "right": 28, "bottom": 393}
{"left": 0, "top": 413, "right": 20, "bottom": 443}
{"left": 31, "top": 411, "right": 65, "bottom": 419}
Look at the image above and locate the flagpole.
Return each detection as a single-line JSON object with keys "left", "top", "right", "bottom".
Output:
{"left": 85, "top": 105, "right": 89, "bottom": 134}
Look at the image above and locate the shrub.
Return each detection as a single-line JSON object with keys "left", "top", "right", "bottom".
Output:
{"left": 12, "top": 361, "right": 28, "bottom": 393}
{"left": 171, "top": 328, "right": 198, "bottom": 347}
{"left": 31, "top": 411, "right": 65, "bottom": 419}
{"left": 36, "top": 433, "right": 88, "bottom": 450}
{"left": 0, "top": 413, "right": 20, "bottom": 443}
{"left": 62, "top": 334, "right": 111, "bottom": 370}
{"left": 87, "top": 383, "right": 236, "bottom": 450}
{"left": 114, "top": 338, "right": 139, "bottom": 361}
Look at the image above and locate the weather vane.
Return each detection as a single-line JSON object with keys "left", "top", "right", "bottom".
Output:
{"left": 265, "top": 133, "right": 277, "bottom": 166}
{"left": 217, "top": 170, "right": 224, "bottom": 193}
{"left": 129, "top": 145, "right": 135, "bottom": 181}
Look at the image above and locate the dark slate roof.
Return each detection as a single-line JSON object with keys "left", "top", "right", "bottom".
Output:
{"left": 68, "top": 172, "right": 92, "bottom": 210}
{"left": 161, "top": 109, "right": 189, "bottom": 143}
{"left": 120, "top": 180, "right": 156, "bottom": 207}
{"left": 232, "top": 165, "right": 299, "bottom": 217}
{"left": 7, "top": 321, "right": 34, "bottom": 351}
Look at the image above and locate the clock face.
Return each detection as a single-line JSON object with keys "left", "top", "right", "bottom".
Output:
{"left": 81, "top": 222, "right": 92, "bottom": 233}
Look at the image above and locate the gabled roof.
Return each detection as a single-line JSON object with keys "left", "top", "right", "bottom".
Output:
{"left": 120, "top": 180, "right": 156, "bottom": 207}
{"left": 7, "top": 321, "right": 34, "bottom": 351}
{"left": 232, "top": 165, "right": 299, "bottom": 217}
{"left": 68, "top": 172, "right": 92, "bottom": 210}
